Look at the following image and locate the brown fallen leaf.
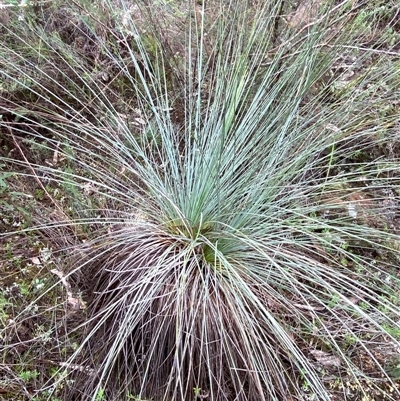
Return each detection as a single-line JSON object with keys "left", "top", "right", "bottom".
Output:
{"left": 294, "top": 303, "right": 325, "bottom": 312}
{"left": 51, "top": 269, "right": 85, "bottom": 310}
{"left": 287, "top": 0, "right": 322, "bottom": 28}
{"left": 310, "top": 350, "right": 341, "bottom": 367}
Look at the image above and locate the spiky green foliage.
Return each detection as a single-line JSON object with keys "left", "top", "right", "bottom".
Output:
{"left": 1, "top": 1, "right": 400, "bottom": 401}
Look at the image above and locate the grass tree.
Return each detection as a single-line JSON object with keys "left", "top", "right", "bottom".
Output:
{"left": 1, "top": 0, "right": 400, "bottom": 400}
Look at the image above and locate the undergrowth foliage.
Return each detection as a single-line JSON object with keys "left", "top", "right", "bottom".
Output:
{"left": 1, "top": 0, "right": 400, "bottom": 400}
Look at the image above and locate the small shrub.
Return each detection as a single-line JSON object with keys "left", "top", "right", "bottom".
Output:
{"left": 1, "top": 1, "right": 400, "bottom": 401}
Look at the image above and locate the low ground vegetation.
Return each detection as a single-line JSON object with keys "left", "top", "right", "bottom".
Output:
{"left": 1, "top": 1, "right": 400, "bottom": 400}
